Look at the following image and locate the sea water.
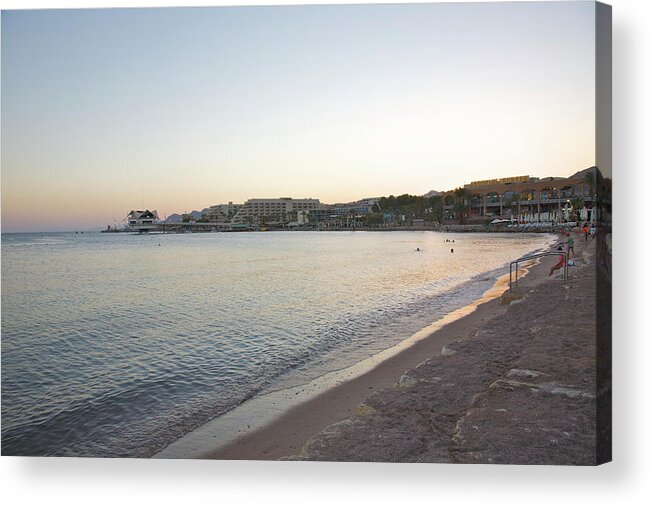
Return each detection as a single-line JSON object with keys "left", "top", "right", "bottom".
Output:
{"left": 1, "top": 230, "right": 553, "bottom": 457}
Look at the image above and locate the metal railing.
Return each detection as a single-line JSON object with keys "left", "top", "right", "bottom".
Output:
{"left": 509, "top": 251, "right": 568, "bottom": 292}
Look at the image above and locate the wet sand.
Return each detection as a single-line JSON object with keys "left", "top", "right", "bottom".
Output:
{"left": 193, "top": 247, "right": 557, "bottom": 461}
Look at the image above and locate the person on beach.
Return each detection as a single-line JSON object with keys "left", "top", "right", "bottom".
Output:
{"left": 549, "top": 243, "right": 568, "bottom": 277}
{"left": 567, "top": 235, "right": 574, "bottom": 257}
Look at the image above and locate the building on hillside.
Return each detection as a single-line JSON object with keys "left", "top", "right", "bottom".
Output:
{"left": 127, "top": 210, "right": 159, "bottom": 232}
{"left": 441, "top": 167, "right": 598, "bottom": 224}
{"left": 235, "top": 197, "right": 321, "bottom": 224}
{"left": 308, "top": 206, "right": 337, "bottom": 223}
{"left": 332, "top": 198, "right": 380, "bottom": 218}
{"left": 203, "top": 202, "right": 241, "bottom": 222}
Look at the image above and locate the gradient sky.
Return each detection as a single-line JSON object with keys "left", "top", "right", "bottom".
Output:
{"left": 1, "top": 2, "right": 596, "bottom": 232}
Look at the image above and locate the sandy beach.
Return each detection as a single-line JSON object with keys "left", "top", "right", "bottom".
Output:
{"left": 202, "top": 275, "right": 524, "bottom": 460}
{"left": 180, "top": 231, "right": 605, "bottom": 464}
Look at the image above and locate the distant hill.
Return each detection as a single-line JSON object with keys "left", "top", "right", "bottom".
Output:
{"left": 163, "top": 209, "right": 209, "bottom": 223}
{"left": 423, "top": 190, "right": 443, "bottom": 198}
{"left": 568, "top": 166, "right": 597, "bottom": 180}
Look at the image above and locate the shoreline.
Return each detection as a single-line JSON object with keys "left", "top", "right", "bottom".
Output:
{"left": 101, "top": 224, "right": 572, "bottom": 235}
{"left": 293, "top": 234, "right": 599, "bottom": 464}
{"left": 154, "top": 238, "right": 555, "bottom": 460}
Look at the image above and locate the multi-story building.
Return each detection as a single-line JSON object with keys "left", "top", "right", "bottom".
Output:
{"left": 203, "top": 202, "right": 241, "bottom": 222}
{"left": 441, "top": 167, "right": 598, "bottom": 223}
{"left": 127, "top": 209, "right": 159, "bottom": 232}
{"left": 332, "top": 198, "right": 380, "bottom": 217}
{"left": 235, "top": 197, "right": 321, "bottom": 223}
{"left": 308, "top": 206, "right": 337, "bottom": 223}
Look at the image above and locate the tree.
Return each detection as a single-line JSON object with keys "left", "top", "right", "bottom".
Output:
{"left": 501, "top": 194, "right": 518, "bottom": 219}
{"left": 571, "top": 196, "right": 585, "bottom": 222}
{"left": 379, "top": 195, "right": 396, "bottom": 212}
{"left": 428, "top": 195, "right": 443, "bottom": 224}
{"left": 365, "top": 212, "right": 384, "bottom": 227}
{"left": 453, "top": 187, "right": 472, "bottom": 224}
{"left": 348, "top": 209, "right": 356, "bottom": 228}
{"left": 583, "top": 170, "right": 596, "bottom": 199}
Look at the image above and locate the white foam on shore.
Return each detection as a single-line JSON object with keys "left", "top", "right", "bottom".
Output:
{"left": 153, "top": 259, "right": 541, "bottom": 459}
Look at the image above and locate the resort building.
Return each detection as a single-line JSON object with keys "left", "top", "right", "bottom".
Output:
{"left": 127, "top": 209, "right": 160, "bottom": 232}
{"left": 203, "top": 202, "right": 241, "bottom": 222}
{"left": 332, "top": 198, "right": 381, "bottom": 218}
{"left": 442, "top": 167, "right": 598, "bottom": 224}
{"left": 235, "top": 197, "right": 322, "bottom": 223}
{"left": 308, "top": 206, "right": 338, "bottom": 223}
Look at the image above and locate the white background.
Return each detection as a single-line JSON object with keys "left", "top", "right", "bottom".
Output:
{"left": 1, "top": 0, "right": 648, "bottom": 503}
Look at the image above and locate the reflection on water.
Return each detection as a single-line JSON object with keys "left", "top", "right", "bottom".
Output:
{"left": 1, "top": 230, "right": 553, "bottom": 456}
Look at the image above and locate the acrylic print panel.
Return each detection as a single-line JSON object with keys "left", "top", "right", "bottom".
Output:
{"left": 0, "top": 1, "right": 611, "bottom": 464}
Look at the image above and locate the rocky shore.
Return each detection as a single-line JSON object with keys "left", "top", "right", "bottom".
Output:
{"left": 290, "top": 237, "right": 603, "bottom": 465}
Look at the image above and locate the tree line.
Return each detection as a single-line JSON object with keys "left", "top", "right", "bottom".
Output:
{"left": 373, "top": 188, "right": 475, "bottom": 225}
{"left": 371, "top": 193, "right": 445, "bottom": 225}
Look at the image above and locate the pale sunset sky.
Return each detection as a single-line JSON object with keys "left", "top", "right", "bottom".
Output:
{"left": 1, "top": 1, "right": 596, "bottom": 232}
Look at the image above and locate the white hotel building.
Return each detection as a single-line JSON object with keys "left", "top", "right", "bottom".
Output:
{"left": 204, "top": 201, "right": 241, "bottom": 222}
{"left": 234, "top": 197, "right": 321, "bottom": 223}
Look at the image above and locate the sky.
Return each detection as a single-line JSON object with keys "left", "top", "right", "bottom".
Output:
{"left": 1, "top": 1, "right": 596, "bottom": 232}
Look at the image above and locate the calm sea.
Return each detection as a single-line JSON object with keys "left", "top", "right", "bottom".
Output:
{"left": 1, "top": 230, "right": 553, "bottom": 457}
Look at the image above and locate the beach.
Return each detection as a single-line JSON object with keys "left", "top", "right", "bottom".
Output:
{"left": 192, "top": 233, "right": 603, "bottom": 464}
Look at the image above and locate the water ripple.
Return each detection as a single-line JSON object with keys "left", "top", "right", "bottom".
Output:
{"left": 1, "top": 231, "right": 554, "bottom": 456}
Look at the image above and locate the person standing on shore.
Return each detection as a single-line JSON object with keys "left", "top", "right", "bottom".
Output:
{"left": 549, "top": 242, "right": 569, "bottom": 277}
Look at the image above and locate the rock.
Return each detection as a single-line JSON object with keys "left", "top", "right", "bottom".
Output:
{"left": 500, "top": 291, "right": 523, "bottom": 305}
{"left": 441, "top": 345, "right": 457, "bottom": 356}
{"left": 355, "top": 404, "right": 378, "bottom": 416}
{"left": 506, "top": 369, "right": 548, "bottom": 380}
{"left": 396, "top": 373, "right": 419, "bottom": 389}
